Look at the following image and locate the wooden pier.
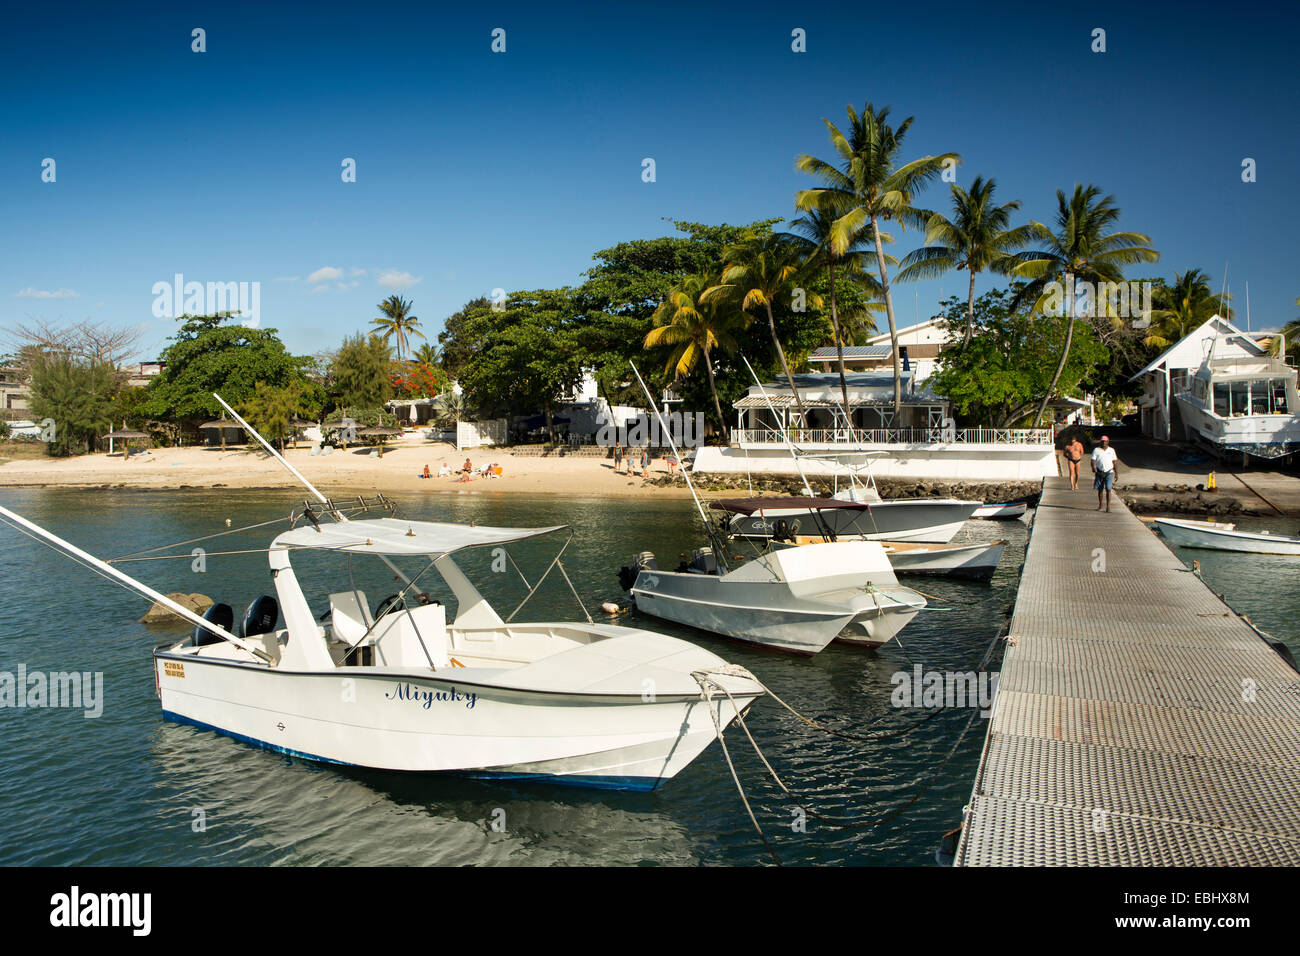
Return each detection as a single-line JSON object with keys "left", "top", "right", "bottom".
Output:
{"left": 956, "top": 477, "right": 1300, "bottom": 865}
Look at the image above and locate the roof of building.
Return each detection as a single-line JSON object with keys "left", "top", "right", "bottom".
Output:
{"left": 1129, "top": 315, "right": 1268, "bottom": 381}
{"left": 808, "top": 345, "right": 891, "bottom": 360}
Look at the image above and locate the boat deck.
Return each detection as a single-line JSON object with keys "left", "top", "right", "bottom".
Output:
{"left": 955, "top": 477, "right": 1300, "bottom": 865}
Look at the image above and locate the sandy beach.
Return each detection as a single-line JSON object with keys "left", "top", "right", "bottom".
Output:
{"left": 0, "top": 440, "right": 702, "bottom": 498}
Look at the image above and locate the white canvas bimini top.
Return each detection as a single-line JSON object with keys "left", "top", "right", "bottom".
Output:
{"left": 272, "top": 518, "right": 566, "bottom": 555}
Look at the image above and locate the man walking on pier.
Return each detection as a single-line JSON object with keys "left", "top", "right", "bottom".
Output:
{"left": 1091, "top": 435, "right": 1119, "bottom": 512}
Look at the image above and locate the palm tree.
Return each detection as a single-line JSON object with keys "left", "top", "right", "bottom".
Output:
{"left": 371, "top": 296, "right": 424, "bottom": 361}
{"left": 412, "top": 341, "right": 440, "bottom": 367}
{"left": 1141, "top": 269, "right": 1232, "bottom": 349}
{"left": 786, "top": 203, "right": 885, "bottom": 432}
{"left": 706, "top": 234, "right": 822, "bottom": 428}
{"left": 796, "top": 102, "right": 958, "bottom": 415}
{"left": 1267, "top": 298, "right": 1300, "bottom": 362}
{"left": 1010, "top": 184, "right": 1159, "bottom": 425}
{"left": 897, "top": 176, "right": 1038, "bottom": 349}
{"left": 644, "top": 273, "right": 743, "bottom": 432}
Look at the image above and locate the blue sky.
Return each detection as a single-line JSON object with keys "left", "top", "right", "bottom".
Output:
{"left": 2, "top": 0, "right": 1297, "bottom": 361}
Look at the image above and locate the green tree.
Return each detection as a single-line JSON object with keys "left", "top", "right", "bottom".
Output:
{"left": 412, "top": 342, "right": 440, "bottom": 367}
{"left": 371, "top": 296, "right": 424, "bottom": 361}
{"left": 1141, "top": 268, "right": 1232, "bottom": 349}
{"left": 27, "top": 353, "right": 122, "bottom": 455}
{"left": 707, "top": 233, "right": 823, "bottom": 425}
{"left": 1009, "top": 185, "right": 1159, "bottom": 424}
{"left": 786, "top": 203, "right": 885, "bottom": 428}
{"left": 897, "top": 176, "right": 1038, "bottom": 349}
{"left": 796, "top": 102, "right": 959, "bottom": 413}
{"left": 143, "top": 314, "right": 317, "bottom": 432}
{"left": 458, "top": 289, "right": 585, "bottom": 441}
{"left": 437, "top": 297, "right": 495, "bottom": 381}
{"left": 331, "top": 334, "right": 394, "bottom": 409}
{"left": 928, "top": 288, "right": 1109, "bottom": 427}
{"left": 239, "top": 381, "right": 306, "bottom": 452}
{"left": 645, "top": 273, "right": 744, "bottom": 431}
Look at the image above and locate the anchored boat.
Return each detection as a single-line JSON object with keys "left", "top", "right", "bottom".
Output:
{"left": 621, "top": 540, "right": 927, "bottom": 653}
{"left": 1173, "top": 342, "right": 1300, "bottom": 462}
{"left": 1153, "top": 517, "right": 1300, "bottom": 555}
{"left": 0, "top": 397, "right": 766, "bottom": 791}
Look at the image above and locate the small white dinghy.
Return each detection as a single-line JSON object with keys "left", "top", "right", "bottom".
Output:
{"left": 971, "top": 502, "right": 1027, "bottom": 520}
{"left": 1152, "top": 517, "right": 1300, "bottom": 556}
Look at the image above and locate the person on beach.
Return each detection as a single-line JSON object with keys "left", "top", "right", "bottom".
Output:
{"left": 1064, "top": 436, "right": 1085, "bottom": 490}
{"left": 437, "top": 461, "right": 451, "bottom": 477}
{"left": 421, "top": 464, "right": 432, "bottom": 479}
{"left": 462, "top": 458, "right": 473, "bottom": 474}
{"left": 613, "top": 443, "right": 623, "bottom": 473}
{"left": 640, "top": 448, "right": 649, "bottom": 477}
{"left": 1090, "top": 435, "right": 1119, "bottom": 512}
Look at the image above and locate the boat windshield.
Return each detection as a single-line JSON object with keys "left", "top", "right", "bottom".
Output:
{"left": 1213, "top": 379, "right": 1291, "bottom": 417}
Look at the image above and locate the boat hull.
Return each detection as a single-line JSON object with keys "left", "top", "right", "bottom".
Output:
{"left": 971, "top": 503, "right": 1026, "bottom": 520}
{"left": 154, "top": 653, "right": 758, "bottom": 790}
{"left": 881, "top": 541, "right": 1006, "bottom": 580}
{"left": 630, "top": 569, "right": 921, "bottom": 653}
{"left": 1153, "top": 518, "right": 1300, "bottom": 555}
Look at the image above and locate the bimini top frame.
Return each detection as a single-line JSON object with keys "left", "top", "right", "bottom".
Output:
{"left": 272, "top": 518, "right": 567, "bottom": 556}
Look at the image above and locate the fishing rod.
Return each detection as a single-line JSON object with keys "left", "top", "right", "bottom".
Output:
{"left": 213, "top": 394, "right": 430, "bottom": 599}
{"left": 628, "top": 362, "right": 731, "bottom": 573}
{"left": 740, "top": 355, "right": 838, "bottom": 543}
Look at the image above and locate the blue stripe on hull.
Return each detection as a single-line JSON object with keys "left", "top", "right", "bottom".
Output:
{"left": 160, "top": 710, "right": 665, "bottom": 792}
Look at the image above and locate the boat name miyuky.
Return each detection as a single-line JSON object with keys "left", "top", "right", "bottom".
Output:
{"left": 385, "top": 681, "right": 477, "bottom": 709}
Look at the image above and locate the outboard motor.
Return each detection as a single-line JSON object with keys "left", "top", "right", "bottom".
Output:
{"left": 690, "top": 547, "right": 718, "bottom": 574}
{"left": 772, "top": 518, "right": 801, "bottom": 542}
{"left": 193, "top": 602, "right": 234, "bottom": 648}
{"left": 617, "top": 551, "right": 656, "bottom": 592}
{"left": 240, "top": 595, "right": 279, "bottom": 638}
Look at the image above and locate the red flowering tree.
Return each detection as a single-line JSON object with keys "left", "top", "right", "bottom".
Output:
{"left": 389, "top": 361, "right": 444, "bottom": 398}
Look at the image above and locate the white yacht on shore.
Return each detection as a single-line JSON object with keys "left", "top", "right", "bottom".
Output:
{"left": 1173, "top": 341, "right": 1300, "bottom": 463}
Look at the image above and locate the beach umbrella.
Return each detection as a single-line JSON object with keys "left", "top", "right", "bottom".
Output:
{"left": 288, "top": 416, "right": 314, "bottom": 450}
{"left": 356, "top": 425, "right": 402, "bottom": 458}
{"left": 104, "top": 428, "right": 150, "bottom": 462}
{"left": 199, "top": 418, "right": 241, "bottom": 451}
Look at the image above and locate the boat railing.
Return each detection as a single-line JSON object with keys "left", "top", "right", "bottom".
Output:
{"left": 730, "top": 427, "right": 1055, "bottom": 446}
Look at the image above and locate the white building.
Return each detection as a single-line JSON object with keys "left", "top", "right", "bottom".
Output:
{"left": 807, "top": 316, "right": 949, "bottom": 383}
{"left": 692, "top": 370, "right": 1058, "bottom": 481}
{"left": 1130, "top": 316, "right": 1272, "bottom": 441}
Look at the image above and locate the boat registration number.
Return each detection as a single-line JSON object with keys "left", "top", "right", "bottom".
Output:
{"left": 163, "top": 661, "right": 185, "bottom": 679}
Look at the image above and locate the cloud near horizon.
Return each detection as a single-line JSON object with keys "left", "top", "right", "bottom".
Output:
{"left": 377, "top": 269, "right": 422, "bottom": 291}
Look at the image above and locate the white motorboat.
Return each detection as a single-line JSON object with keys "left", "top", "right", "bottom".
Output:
{"left": 1172, "top": 340, "right": 1300, "bottom": 462}
{"left": 1153, "top": 517, "right": 1300, "bottom": 555}
{"left": 971, "top": 502, "right": 1027, "bottom": 520}
{"left": 0, "top": 398, "right": 767, "bottom": 792}
{"left": 621, "top": 540, "right": 927, "bottom": 654}
{"left": 719, "top": 494, "right": 979, "bottom": 544}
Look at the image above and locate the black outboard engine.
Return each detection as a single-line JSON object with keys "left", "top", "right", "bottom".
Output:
{"left": 772, "top": 518, "right": 801, "bottom": 542}
{"left": 193, "top": 602, "right": 234, "bottom": 648}
{"left": 240, "top": 595, "right": 279, "bottom": 638}
{"left": 617, "top": 551, "right": 656, "bottom": 592}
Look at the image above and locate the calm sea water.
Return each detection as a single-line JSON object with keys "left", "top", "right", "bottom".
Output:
{"left": 0, "top": 488, "right": 1292, "bottom": 866}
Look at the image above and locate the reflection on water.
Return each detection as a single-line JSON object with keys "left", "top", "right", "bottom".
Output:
{"left": 0, "top": 488, "right": 1057, "bottom": 865}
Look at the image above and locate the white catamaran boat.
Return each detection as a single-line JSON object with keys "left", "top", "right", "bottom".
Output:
{"left": 0, "top": 398, "right": 765, "bottom": 791}
{"left": 1153, "top": 517, "right": 1300, "bottom": 555}
{"left": 779, "top": 536, "right": 1006, "bottom": 581}
{"left": 1173, "top": 339, "right": 1300, "bottom": 462}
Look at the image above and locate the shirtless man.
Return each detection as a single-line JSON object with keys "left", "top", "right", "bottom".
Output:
{"left": 1064, "top": 435, "right": 1085, "bottom": 490}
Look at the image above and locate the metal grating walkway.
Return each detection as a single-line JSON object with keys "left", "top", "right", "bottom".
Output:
{"left": 955, "top": 477, "right": 1300, "bottom": 866}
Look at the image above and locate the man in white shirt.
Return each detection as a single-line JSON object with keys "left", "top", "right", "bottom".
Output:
{"left": 1090, "top": 435, "right": 1120, "bottom": 512}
